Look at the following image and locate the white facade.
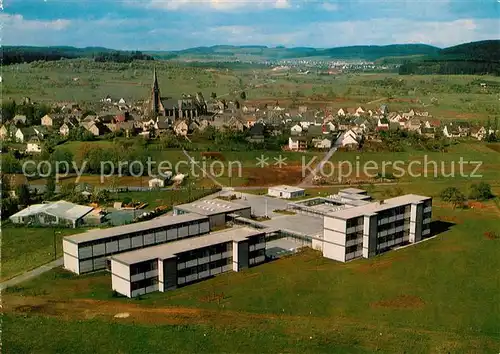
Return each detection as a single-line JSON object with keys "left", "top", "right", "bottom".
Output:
{"left": 322, "top": 194, "right": 432, "bottom": 262}
{"left": 63, "top": 214, "right": 210, "bottom": 274}
{"left": 110, "top": 227, "right": 266, "bottom": 298}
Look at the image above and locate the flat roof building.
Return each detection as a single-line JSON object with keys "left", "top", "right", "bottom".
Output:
{"left": 268, "top": 185, "right": 305, "bottom": 199}
{"left": 173, "top": 199, "right": 251, "bottom": 228}
{"left": 63, "top": 213, "right": 210, "bottom": 274}
{"left": 322, "top": 194, "right": 432, "bottom": 262}
{"left": 110, "top": 227, "right": 266, "bottom": 298}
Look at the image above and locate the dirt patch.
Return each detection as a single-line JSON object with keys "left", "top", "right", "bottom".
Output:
{"left": 486, "top": 144, "right": 500, "bottom": 153}
{"left": 371, "top": 295, "right": 425, "bottom": 309}
{"left": 242, "top": 166, "right": 304, "bottom": 186}
{"left": 484, "top": 231, "right": 499, "bottom": 240}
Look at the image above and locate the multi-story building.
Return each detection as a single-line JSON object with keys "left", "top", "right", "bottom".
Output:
{"left": 323, "top": 194, "right": 432, "bottom": 262}
{"left": 109, "top": 227, "right": 266, "bottom": 298}
{"left": 63, "top": 213, "right": 210, "bottom": 274}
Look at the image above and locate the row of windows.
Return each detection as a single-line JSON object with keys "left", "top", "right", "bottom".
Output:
{"left": 130, "top": 260, "right": 158, "bottom": 275}
{"left": 177, "top": 258, "right": 232, "bottom": 277}
{"left": 131, "top": 277, "right": 158, "bottom": 291}
{"left": 377, "top": 230, "right": 409, "bottom": 246}
{"left": 177, "top": 242, "right": 232, "bottom": 263}
{"left": 378, "top": 205, "right": 411, "bottom": 220}
{"left": 248, "top": 248, "right": 265, "bottom": 259}
{"left": 346, "top": 244, "right": 362, "bottom": 254}
{"left": 346, "top": 231, "right": 363, "bottom": 242}
{"left": 77, "top": 222, "right": 210, "bottom": 262}
{"left": 377, "top": 219, "right": 409, "bottom": 232}
{"left": 79, "top": 220, "right": 208, "bottom": 248}
{"left": 346, "top": 217, "right": 364, "bottom": 229}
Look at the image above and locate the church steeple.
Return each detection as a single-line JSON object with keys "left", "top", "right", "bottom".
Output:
{"left": 151, "top": 67, "right": 160, "bottom": 116}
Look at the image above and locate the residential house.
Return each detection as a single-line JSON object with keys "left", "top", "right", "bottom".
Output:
{"left": 242, "top": 105, "right": 257, "bottom": 113}
{"left": 288, "top": 136, "right": 308, "bottom": 151}
{"left": 83, "top": 121, "right": 109, "bottom": 136}
{"left": 173, "top": 120, "right": 189, "bottom": 137}
{"left": 26, "top": 136, "right": 42, "bottom": 153}
{"left": 379, "top": 104, "right": 389, "bottom": 116}
{"left": 15, "top": 127, "right": 36, "bottom": 143}
{"left": 457, "top": 123, "right": 471, "bottom": 137}
{"left": 325, "top": 121, "right": 336, "bottom": 132}
{"left": 406, "top": 119, "right": 422, "bottom": 132}
{"left": 402, "top": 109, "right": 416, "bottom": 119}
{"left": 335, "top": 129, "right": 359, "bottom": 148}
{"left": 59, "top": 123, "right": 71, "bottom": 137}
{"left": 41, "top": 114, "right": 54, "bottom": 127}
{"left": 0, "top": 124, "right": 9, "bottom": 140}
{"left": 337, "top": 108, "right": 347, "bottom": 117}
{"left": 59, "top": 118, "right": 78, "bottom": 137}
{"left": 225, "top": 116, "right": 245, "bottom": 131}
{"left": 12, "top": 115, "right": 27, "bottom": 125}
{"left": 377, "top": 118, "right": 390, "bottom": 129}
{"left": 355, "top": 107, "right": 365, "bottom": 116}
{"left": 424, "top": 120, "right": 441, "bottom": 129}
{"left": 312, "top": 137, "right": 332, "bottom": 149}
{"left": 471, "top": 126, "right": 487, "bottom": 140}
{"left": 306, "top": 125, "right": 324, "bottom": 138}
{"left": 442, "top": 125, "right": 460, "bottom": 138}
{"left": 290, "top": 124, "right": 303, "bottom": 135}
{"left": 420, "top": 127, "right": 436, "bottom": 139}
{"left": 247, "top": 123, "right": 265, "bottom": 143}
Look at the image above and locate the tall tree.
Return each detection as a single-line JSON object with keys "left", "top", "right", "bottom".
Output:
{"left": 16, "top": 184, "right": 31, "bottom": 206}
{"left": 45, "top": 175, "right": 56, "bottom": 199}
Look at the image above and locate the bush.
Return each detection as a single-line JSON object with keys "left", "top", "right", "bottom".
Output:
{"left": 469, "top": 182, "right": 494, "bottom": 201}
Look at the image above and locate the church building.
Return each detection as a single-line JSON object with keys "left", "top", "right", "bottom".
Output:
{"left": 149, "top": 68, "right": 207, "bottom": 121}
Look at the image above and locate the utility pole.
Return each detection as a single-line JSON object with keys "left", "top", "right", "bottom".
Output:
{"left": 265, "top": 198, "right": 268, "bottom": 218}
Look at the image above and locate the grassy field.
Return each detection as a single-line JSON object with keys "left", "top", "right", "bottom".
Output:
{"left": 3, "top": 183, "right": 500, "bottom": 352}
{"left": 0, "top": 225, "right": 82, "bottom": 281}
{"left": 3, "top": 59, "right": 499, "bottom": 123}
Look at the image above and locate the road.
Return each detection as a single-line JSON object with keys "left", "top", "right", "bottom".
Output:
{"left": 298, "top": 146, "right": 338, "bottom": 188}
{"left": 0, "top": 258, "right": 63, "bottom": 291}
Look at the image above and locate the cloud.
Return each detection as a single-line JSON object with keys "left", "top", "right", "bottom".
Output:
{"left": 1, "top": 13, "right": 71, "bottom": 32}
{"left": 321, "top": 2, "right": 339, "bottom": 12}
{"left": 200, "top": 18, "right": 499, "bottom": 48}
{"left": 149, "top": 0, "right": 291, "bottom": 11}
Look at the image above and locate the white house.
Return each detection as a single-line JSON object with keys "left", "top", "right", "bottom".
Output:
{"left": 60, "top": 123, "right": 70, "bottom": 136}
{"left": 355, "top": 107, "right": 365, "bottom": 116}
{"left": 335, "top": 129, "right": 359, "bottom": 148}
{"left": 442, "top": 125, "right": 460, "bottom": 138}
{"left": 26, "top": 137, "right": 42, "bottom": 153}
{"left": 337, "top": 108, "right": 346, "bottom": 117}
{"left": 312, "top": 137, "right": 332, "bottom": 149}
{"left": 471, "top": 126, "right": 487, "bottom": 140}
{"left": 290, "top": 124, "right": 303, "bottom": 135}
{"left": 288, "top": 136, "right": 308, "bottom": 151}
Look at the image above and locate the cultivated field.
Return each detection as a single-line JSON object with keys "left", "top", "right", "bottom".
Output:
{"left": 3, "top": 59, "right": 500, "bottom": 122}
{"left": 3, "top": 187, "right": 500, "bottom": 353}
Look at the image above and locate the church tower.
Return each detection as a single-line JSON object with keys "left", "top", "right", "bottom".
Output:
{"left": 151, "top": 67, "right": 161, "bottom": 116}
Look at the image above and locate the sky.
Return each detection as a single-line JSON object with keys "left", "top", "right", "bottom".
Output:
{"left": 2, "top": 0, "right": 499, "bottom": 50}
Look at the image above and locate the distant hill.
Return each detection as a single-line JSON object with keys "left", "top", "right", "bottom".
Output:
{"left": 1, "top": 46, "right": 154, "bottom": 65}
{"left": 154, "top": 44, "right": 439, "bottom": 61}
{"left": 399, "top": 40, "right": 500, "bottom": 75}
{"left": 317, "top": 44, "right": 440, "bottom": 61}
{"left": 3, "top": 41, "right": 499, "bottom": 72}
